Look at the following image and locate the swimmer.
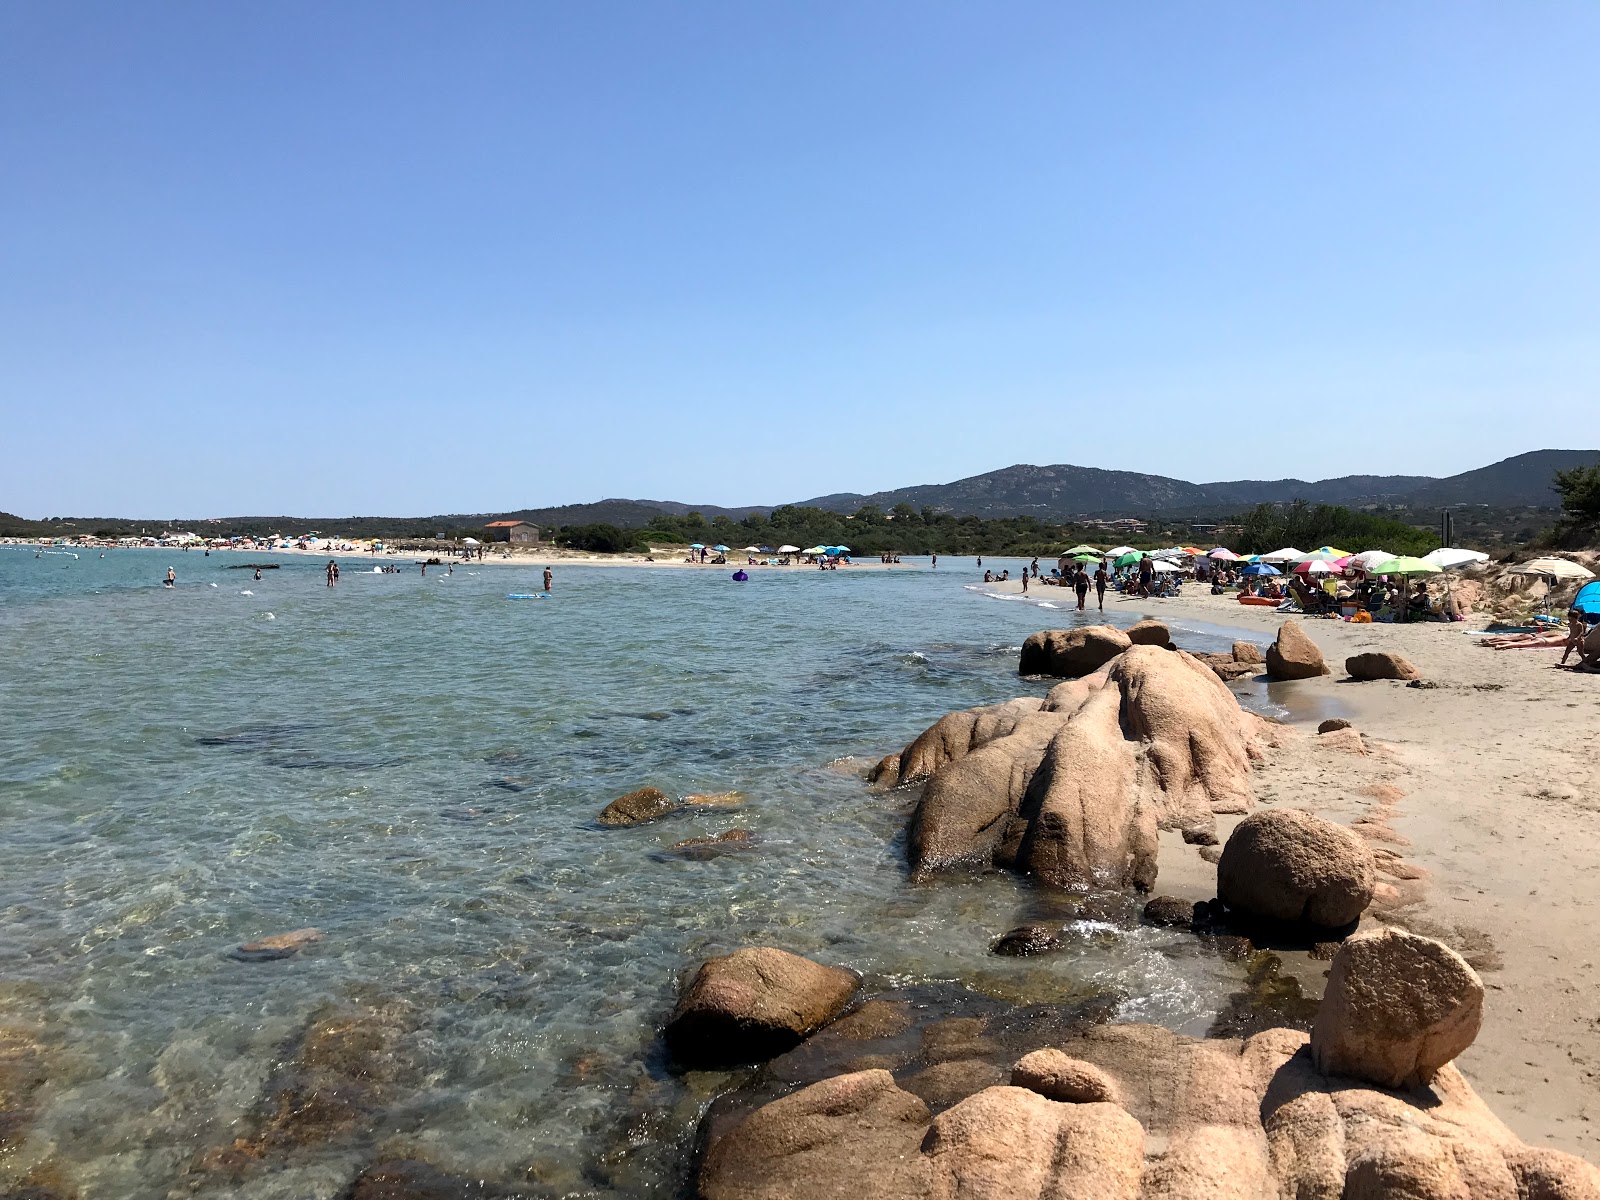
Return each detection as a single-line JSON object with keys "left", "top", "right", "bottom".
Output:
{"left": 165, "top": 566, "right": 176, "bottom": 587}
{"left": 254, "top": 568, "right": 262, "bottom": 581}
{"left": 543, "top": 567, "right": 553, "bottom": 593}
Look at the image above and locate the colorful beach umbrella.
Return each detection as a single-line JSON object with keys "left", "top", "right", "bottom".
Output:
{"left": 801, "top": 546, "right": 827, "bottom": 555}
{"left": 1346, "top": 550, "right": 1394, "bottom": 572}
{"left": 1113, "top": 552, "right": 1144, "bottom": 567}
{"left": 1061, "top": 544, "right": 1101, "bottom": 556}
{"left": 1296, "top": 547, "right": 1349, "bottom": 563}
{"left": 1369, "top": 556, "right": 1442, "bottom": 577}
{"left": 1292, "top": 560, "right": 1335, "bottom": 576}
{"left": 1207, "top": 548, "right": 1240, "bottom": 561}
{"left": 1239, "top": 562, "right": 1281, "bottom": 577}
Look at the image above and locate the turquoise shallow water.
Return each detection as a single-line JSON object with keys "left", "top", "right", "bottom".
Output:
{"left": 0, "top": 547, "right": 1265, "bottom": 1198}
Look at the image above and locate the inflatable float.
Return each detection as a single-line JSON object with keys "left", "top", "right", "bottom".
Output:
{"left": 1237, "top": 596, "right": 1281, "bottom": 607}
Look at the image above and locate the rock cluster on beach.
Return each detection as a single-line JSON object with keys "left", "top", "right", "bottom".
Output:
{"left": 686, "top": 935, "right": 1599, "bottom": 1199}
{"left": 875, "top": 640, "right": 1275, "bottom": 889}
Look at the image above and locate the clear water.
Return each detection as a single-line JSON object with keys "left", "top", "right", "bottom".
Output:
{"left": 0, "top": 548, "right": 1264, "bottom": 1198}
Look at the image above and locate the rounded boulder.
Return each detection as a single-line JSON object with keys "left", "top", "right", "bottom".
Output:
{"left": 1265, "top": 620, "right": 1330, "bottom": 681}
{"left": 1125, "top": 620, "right": 1172, "bottom": 648}
{"left": 664, "top": 947, "right": 859, "bottom": 1067}
{"left": 1217, "top": 808, "right": 1376, "bottom": 928}
{"left": 1010, "top": 1049, "right": 1122, "bottom": 1105}
{"left": 1345, "top": 651, "right": 1423, "bottom": 682}
{"left": 598, "top": 786, "right": 678, "bottom": 826}
{"left": 1311, "top": 928, "right": 1484, "bottom": 1089}
{"left": 1019, "top": 626, "right": 1132, "bottom": 678}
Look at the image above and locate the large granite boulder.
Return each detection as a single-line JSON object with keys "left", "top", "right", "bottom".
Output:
{"left": 665, "top": 948, "right": 859, "bottom": 1068}
{"left": 1125, "top": 619, "right": 1172, "bottom": 648}
{"left": 1346, "top": 651, "right": 1423, "bottom": 681}
{"left": 1311, "top": 929, "right": 1484, "bottom": 1089}
{"left": 1013, "top": 689, "right": 1158, "bottom": 892}
{"left": 1019, "top": 625, "right": 1132, "bottom": 678}
{"left": 885, "top": 698, "right": 1041, "bottom": 786}
{"left": 908, "top": 710, "right": 1071, "bottom": 876}
{"left": 598, "top": 786, "right": 678, "bottom": 826}
{"left": 1217, "top": 808, "right": 1375, "bottom": 927}
{"left": 1232, "top": 640, "right": 1265, "bottom": 665}
{"left": 1265, "top": 620, "right": 1330, "bottom": 680}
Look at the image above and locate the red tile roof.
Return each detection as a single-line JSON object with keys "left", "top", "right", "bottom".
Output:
{"left": 484, "top": 520, "right": 532, "bottom": 527}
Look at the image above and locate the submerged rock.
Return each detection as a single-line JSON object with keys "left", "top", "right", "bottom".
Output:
{"left": 344, "top": 1157, "right": 537, "bottom": 1198}
{"left": 658, "top": 829, "right": 757, "bottom": 860}
{"left": 665, "top": 948, "right": 859, "bottom": 1068}
{"left": 990, "top": 925, "right": 1063, "bottom": 957}
{"left": 1217, "top": 808, "right": 1376, "bottom": 928}
{"left": 229, "top": 927, "right": 323, "bottom": 962}
{"left": 1311, "top": 928, "right": 1484, "bottom": 1089}
{"left": 684, "top": 790, "right": 747, "bottom": 808}
{"left": 597, "top": 786, "right": 678, "bottom": 826}
{"left": 1265, "top": 619, "right": 1330, "bottom": 680}
{"left": 1140, "top": 896, "right": 1195, "bottom": 929}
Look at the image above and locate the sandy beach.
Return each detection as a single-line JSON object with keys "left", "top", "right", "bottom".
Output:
{"left": 982, "top": 577, "right": 1600, "bottom": 1154}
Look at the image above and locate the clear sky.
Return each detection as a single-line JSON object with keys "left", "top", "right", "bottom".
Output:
{"left": 3, "top": 3, "right": 1598, "bottom": 518}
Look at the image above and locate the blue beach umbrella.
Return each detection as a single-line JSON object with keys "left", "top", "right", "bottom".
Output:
{"left": 689, "top": 543, "right": 706, "bottom": 550}
{"left": 1574, "top": 581, "right": 1600, "bottom": 616}
{"left": 712, "top": 544, "right": 731, "bottom": 552}
{"left": 1239, "top": 562, "right": 1281, "bottom": 577}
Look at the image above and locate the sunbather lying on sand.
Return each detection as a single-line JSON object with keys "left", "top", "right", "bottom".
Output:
{"left": 1479, "top": 629, "right": 1571, "bottom": 650}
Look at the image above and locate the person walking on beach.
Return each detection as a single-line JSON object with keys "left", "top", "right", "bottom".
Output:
{"left": 1074, "top": 565, "right": 1090, "bottom": 611}
{"left": 543, "top": 567, "right": 553, "bottom": 593}
{"left": 1094, "top": 563, "right": 1108, "bottom": 610}
{"left": 1021, "top": 571, "right": 1029, "bottom": 594}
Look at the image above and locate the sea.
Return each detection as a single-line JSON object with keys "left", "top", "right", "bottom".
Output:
{"left": 0, "top": 547, "right": 1287, "bottom": 1198}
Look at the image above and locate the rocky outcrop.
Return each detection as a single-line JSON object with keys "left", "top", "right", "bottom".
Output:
{"left": 1018, "top": 625, "right": 1131, "bottom": 678}
{"left": 1317, "top": 718, "right": 1353, "bottom": 733}
{"left": 664, "top": 948, "right": 859, "bottom": 1067}
{"left": 1125, "top": 619, "right": 1172, "bottom": 648}
{"left": 230, "top": 927, "right": 322, "bottom": 962}
{"left": 1012, "top": 689, "right": 1158, "bottom": 891}
{"left": 598, "top": 786, "right": 678, "bottom": 826}
{"left": 685, "top": 790, "right": 747, "bottom": 807}
{"left": 1311, "top": 928, "right": 1484, "bottom": 1089}
{"left": 1141, "top": 896, "right": 1196, "bottom": 928}
{"left": 908, "top": 710, "right": 1071, "bottom": 876}
{"left": 1010, "top": 1049, "right": 1120, "bottom": 1104}
{"left": 1217, "top": 808, "right": 1376, "bottom": 928}
{"left": 1346, "top": 650, "right": 1423, "bottom": 681}
{"left": 875, "top": 698, "right": 1042, "bottom": 788}
{"left": 908, "top": 646, "right": 1270, "bottom": 886}
{"left": 344, "top": 1158, "right": 529, "bottom": 1198}
{"left": 1265, "top": 619, "right": 1330, "bottom": 680}
{"left": 697, "top": 1017, "right": 1600, "bottom": 1200}
{"left": 659, "top": 829, "right": 756, "bottom": 860}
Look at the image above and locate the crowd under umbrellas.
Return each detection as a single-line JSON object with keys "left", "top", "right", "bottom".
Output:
{"left": 1043, "top": 541, "right": 1597, "bottom": 633}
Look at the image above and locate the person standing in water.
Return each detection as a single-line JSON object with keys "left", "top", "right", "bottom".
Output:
{"left": 1074, "top": 565, "right": 1090, "bottom": 611}
{"left": 931, "top": 553, "right": 937, "bottom": 569}
{"left": 165, "top": 566, "right": 175, "bottom": 587}
{"left": 543, "top": 567, "right": 553, "bottom": 593}
{"left": 253, "top": 567, "right": 262, "bottom": 581}
{"left": 326, "top": 560, "right": 337, "bottom": 587}
{"left": 1094, "top": 562, "right": 1108, "bottom": 610}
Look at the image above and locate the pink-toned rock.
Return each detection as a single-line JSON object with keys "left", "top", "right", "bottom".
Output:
{"left": 1019, "top": 625, "right": 1133, "bottom": 678}
{"left": 231, "top": 928, "right": 322, "bottom": 962}
{"left": 1265, "top": 620, "right": 1330, "bottom": 680}
{"left": 1311, "top": 929, "right": 1484, "bottom": 1089}
{"left": 1218, "top": 809, "right": 1375, "bottom": 927}
{"left": 1010, "top": 1049, "right": 1121, "bottom": 1104}
{"left": 1345, "top": 651, "right": 1422, "bottom": 682}
{"left": 665, "top": 948, "right": 859, "bottom": 1067}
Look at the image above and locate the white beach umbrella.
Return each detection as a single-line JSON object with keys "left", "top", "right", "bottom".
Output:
{"left": 1347, "top": 550, "right": 1394, "bottom": 572}
{"left": 1260, "top": 547, "right": 1306, "bottom": 563}
{"left": 1422, "top": 547, "right": 1489, "bottom": 570}
{"left": 1513, "top": 557, "right": 1595, "bottom": 580}
{"left": 1148, "top": 560, "right": 1181, "bottom": 573}
{"left": 741, "top": 546, "right": 762, "bottom": 552}
{"left": 777, "top": 545, "right": 800, "bottom": 554}
{"left": 462, "top": 537, "right": 480, "bottom": 545}
{"left": 1105, "top": 545, "right": 1138, "bottom": 557}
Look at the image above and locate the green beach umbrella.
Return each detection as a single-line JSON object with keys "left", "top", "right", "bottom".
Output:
{"left": 1072, "top": 554, "right": 1100, "bottom": 563}
{"left": 1369, "top": 556, "right": 1442, "bottom": 576}
{"left": 1061, "top": 544, "right": 1100, "bottom": 556}
{"left": 1113, "top": 552, "right": 1144, "bottom": 568}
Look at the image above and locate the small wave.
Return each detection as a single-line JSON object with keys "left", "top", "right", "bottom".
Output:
{"left": 240, "top": 590, "right": 253, "bottom": 596}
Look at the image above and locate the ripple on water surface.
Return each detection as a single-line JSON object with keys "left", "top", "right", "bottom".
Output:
{"left": 0, "top": 549, "right": 1264, "bottom": 1197}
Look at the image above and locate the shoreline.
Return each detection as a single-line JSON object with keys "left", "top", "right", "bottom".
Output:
{"left": 979, "top": 578, "right": 1600, "bottom": 1154}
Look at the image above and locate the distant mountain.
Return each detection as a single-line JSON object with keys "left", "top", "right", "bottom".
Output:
{"left": 795, "top": 450, "right": 1599, "bottom": 519}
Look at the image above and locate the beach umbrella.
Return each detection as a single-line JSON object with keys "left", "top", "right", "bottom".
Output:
{"left": 777, "top": 544, "right": 800, "bottom": 554}
{"left": 689, "top": 543, "right": 706, "bottom": 550}
{"left": 1347, "top": 550, "right": 1394, "bottom": 572}
{"left": 1149, "top": 560, "right": 1180, "bottom": 573}
{"left": 712, "top": 544, "right": 731, "bottom": 552}
{"left": 741, "top": 546, "right": 762, "bottom": 552}
{"left": 1573, "top": 581, "right": 1600, "bottom": 615}
{"left": 1179, "top": 546, "right": 1206, "bottom": 556}
{"left": 1113, "top": 552, "right": 1144, "bottom": 568}
{"left": 1512, "top": 557, "right": 1594, "bottom": 581}
{"left": 1292, "top": 560, "right": 1335, "bottom": 576}
{"left": 1061, "top": 544, "right": 1101, "bottom": 556}
{"left": 1260, "top": 547, "right": 1306, "bottom": 563}
{"left": 1422, "top": 548, "right": 1489, "bottom": 570}
{"left": 1207, "top": 548, "right": 1240, "bottom": 561}
{"left": 1296, "top": 547, "right": 1348, "bottom": 563}
{"left": 801, "top": 546, "right": 827, "bottom": 556}
{"left": 1239, "top": 562, "right": 1281, "bottom": 577}
{"left": 833, "top": 545, "right": 851, "bottom": 553}
{"left": 1105, "top": 545, "right": 1138, "bottom": 557}
{"left": 1071, "top": 553, "right": 1100, "bottom": 563}
{"left": 1369, "top": 556, "right": 1442, "bottom": 577}
{"left": 462, "top": 537, "right": 480, "bottom": 545}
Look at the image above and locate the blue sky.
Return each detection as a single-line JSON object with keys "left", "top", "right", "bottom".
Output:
{"left": 3, "top": 2, "right": 1598, "bottom": 517}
